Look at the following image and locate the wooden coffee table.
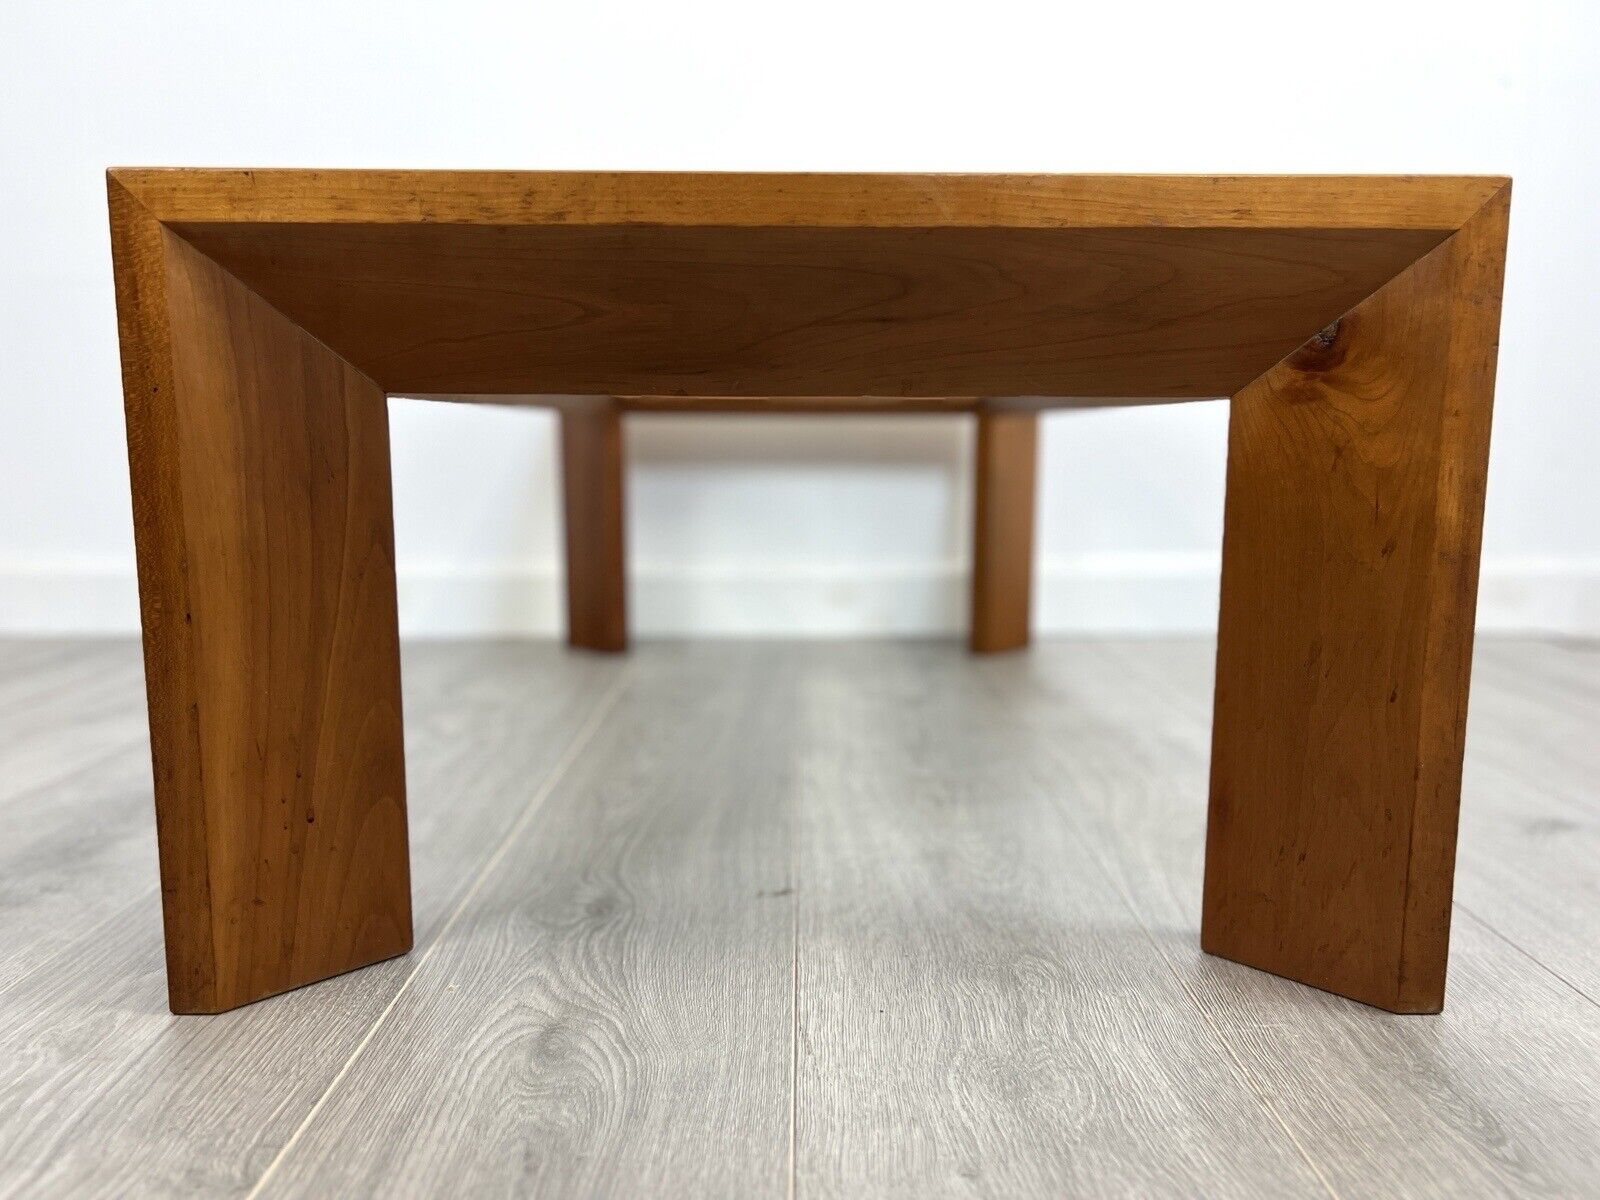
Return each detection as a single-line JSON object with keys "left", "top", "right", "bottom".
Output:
{"left": 107, "top": 170, "right": 1510, "bottom": 1015}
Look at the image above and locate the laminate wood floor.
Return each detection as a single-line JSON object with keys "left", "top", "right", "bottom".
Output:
{"left": 0, "top": 638, "right": 1595, "bottom": 1198}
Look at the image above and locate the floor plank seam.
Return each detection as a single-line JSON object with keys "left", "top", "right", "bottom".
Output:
{"left": 1057, "top": 649, "right": 1347, "bottom": 1196}
{"left": 1454, "top": 902, "right": 1600, "bottom": 1010}
{"left": 1013, "top": 693, "right": 1345, "bottom": 1198}
{"left": 0, "top": 884, "right": 160, "bottom": 1009}
{"left": 786, "top": 754, "right": 800, "bottom": 1200}
{"left": 240, "top": 666, "right": 634, "bottom": 1200}
{"left": 0, "top": 732, "right": 153, "bottom": 810}
{"left": 10, "top": 640, "right": 1596, "bottom": 1196}
{"left": 1128, "top": 919, "right": 1345, "bottom": 1200}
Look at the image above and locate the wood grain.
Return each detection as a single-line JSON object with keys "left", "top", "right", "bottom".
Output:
{"left": 0, "top": 644, "right": 627, "bottom": 1198}
{"left": 1068, "top": 636, "right": 1600, "bottom": 1004}
{"left": 109, "top": 169, "right": 1505, "bottom": 230}
{"left": 112, "top": 186, "right": 412, "bottom": 1013}
{"left": 254, "top": 645, "right": 792, "bottom": 1198}
{"left": 560, "top": 399, "right": 628, "bottom": 652}
{"left": 407, "top": 393, "right": 1221, "bottom": 413}
{"left": 1203, "top": 184, "right": 1511, "bottom": 1012}
{"left": 0, "top": 640, "right": 147, "bottom": 804}
{"left": 1057, "top": 639, "right": 1600, "bottom": 1199}
{"left": 970, "top": 409, "right": 1038, "bottom": 652}
{"left": 169, "top": 220, "right": 1447, "bottom": 398}
{"left": 5, "top": 639, "right": 1600, "bottom": 1196}
{"left": 1452, "top": 641, "right": 1600, "bottom": 1000}
{"left": 616, "top": 395, "right": 980, "bottom": 413}
{"left": 106, "top": 169, "right": 1513, "bottom": 1018}
{"left": 791, "top": 643, "right": 1329, "bottom": 1196}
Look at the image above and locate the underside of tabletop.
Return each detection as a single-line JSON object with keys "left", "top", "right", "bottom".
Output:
{"left": 108, "top": 170, "right": 1508, "bottom": 402}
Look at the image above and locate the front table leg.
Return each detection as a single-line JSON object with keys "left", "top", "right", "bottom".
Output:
{"left": 1203, "top": 185, "right": 1510, "bottom": 1012}
{"left": 112, "top": 190, "right": 412, "bottom": 1014}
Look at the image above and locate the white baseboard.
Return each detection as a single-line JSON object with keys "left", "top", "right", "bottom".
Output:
{"left": 3, "top": 557, "right": 1598, "bottom": 637}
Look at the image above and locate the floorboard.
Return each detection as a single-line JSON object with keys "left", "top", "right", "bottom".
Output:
{"left": 1055, "top": 640, "right": 1600, "bottom": 1197}
{"left": 255, "top": 644, "right": 795, "bottom": 1199}
{"left": 0, "top": 643, "right": 624, "bottom": 1198}
{"left": 0, "top": 637, "right": 1595, "bottom": 1198}
{"left": 0, "top": 639, "right": 146, "bottom": 805}
{"left": 791, "top": 642, "right": 1329, "bottom": 1197}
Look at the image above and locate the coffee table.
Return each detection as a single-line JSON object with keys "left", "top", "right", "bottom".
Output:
{"left": 107, "top": 170, "right": 1510, "bottom": 1014}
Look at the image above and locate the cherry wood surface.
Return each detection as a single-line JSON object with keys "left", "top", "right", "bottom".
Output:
{"left": 110, "top": 182, "right": 411, "bottom": 1014}
{"left": 560, "top": 399, "right": 628, "bottom": 653}
{"left": 165, "top": 221, "right": 1445, "bottom": 398}
{"left": 109, "top": 170, "right": 1504, "bottom": 400}
{"left": 106, "top": 170, "right": 1510, "bottom": 1014}
{"left": 109, "top": 169, "right": 1505, "bottom": 230}
{"left": 970, "top": 410, "right": 1039, "bottom": 653}
{"left": 1204, "top": 184, "right": 1511, "bottom": 1012}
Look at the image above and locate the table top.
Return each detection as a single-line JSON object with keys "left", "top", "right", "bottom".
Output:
{"left": 110, "top": 169, "right": 1504, "bottom": 230}
{"left": 109, "top": 171, "right": 1510, "bottom": 401}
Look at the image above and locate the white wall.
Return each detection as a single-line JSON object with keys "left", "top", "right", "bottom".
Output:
{"left": 3, "top": 0, "right": 1597, "bottom": 637}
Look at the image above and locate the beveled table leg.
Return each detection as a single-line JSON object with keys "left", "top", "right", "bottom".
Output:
{"left": 559, "top": 398, "right": 628, "bottom": 652}
{"left": 1202, "top": 187, "right": 1510, "bottom": 1013}
{"left": 111, "top": 186, "right": 412, "bottom": 1014}
{"left": 970, "top": 408, "right": 1038, "bottom": 653}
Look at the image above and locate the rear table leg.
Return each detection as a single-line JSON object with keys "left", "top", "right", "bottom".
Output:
{"left": 560, "top": 398, "right": 628, "bottom": 652}
{"left": 970, "top": 408, "right": 1039, "bottom": 653}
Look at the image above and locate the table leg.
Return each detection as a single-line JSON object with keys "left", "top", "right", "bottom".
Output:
{"left": 111, "top": 188, "right": 412, "bottom": 1014}
{"left": 970, "top": 409, "right": 1038, "bottom": 653}
{"left": 1203, "top": 185, "right": 1510, "bottom": 1012}
{"left": 560, "top": 399, "right": 628, "bottom": 652}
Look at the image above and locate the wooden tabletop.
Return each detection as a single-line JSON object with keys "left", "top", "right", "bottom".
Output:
{"left": 109, "top": 169, "right": 1504, "bottom": 230}
{"left": 109, "top": 170, "right": 1510, "bottom": 400}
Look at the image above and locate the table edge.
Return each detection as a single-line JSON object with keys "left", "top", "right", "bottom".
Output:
{"left": 107, "top": 169, "right": 1510, "bottom": 231}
